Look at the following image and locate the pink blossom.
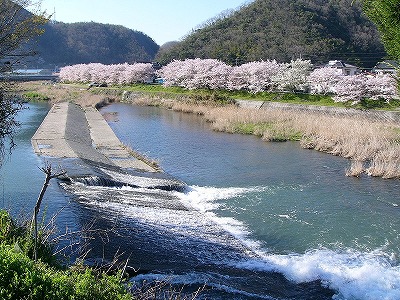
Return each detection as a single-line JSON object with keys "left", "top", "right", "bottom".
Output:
{"left": 308, "top": 67, "right": 343, "bottom": 95}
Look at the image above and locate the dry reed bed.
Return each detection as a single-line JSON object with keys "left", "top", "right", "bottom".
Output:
{"left": 131, "top": 96, "right": 400, "bottom": 179}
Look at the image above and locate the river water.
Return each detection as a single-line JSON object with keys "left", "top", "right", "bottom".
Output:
{"left": 2, "top": 102, "right": 400, "bottom": 299}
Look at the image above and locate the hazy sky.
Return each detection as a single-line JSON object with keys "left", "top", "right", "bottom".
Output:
{"left": 38, "top": 0, "right": 249, "bottom": 45}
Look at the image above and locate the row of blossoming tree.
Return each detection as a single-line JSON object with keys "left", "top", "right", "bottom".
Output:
{"left": 59, "top": 59, "right": 398, "bottom": 104}
{"left": 59, "top": 63, "right": 155, "bottom": 85}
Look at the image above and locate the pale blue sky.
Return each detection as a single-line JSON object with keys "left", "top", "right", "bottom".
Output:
{"left": 39, "top": 0, "right": 250, "bottom": 45}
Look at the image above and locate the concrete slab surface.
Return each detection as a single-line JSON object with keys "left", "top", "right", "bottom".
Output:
{"left": 31, "top": 102, "right": 158, "bottom": 173}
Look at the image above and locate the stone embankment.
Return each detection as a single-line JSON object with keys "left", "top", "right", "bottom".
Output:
{"left": 31, "top": 102, "right": 157, "bottom": 172}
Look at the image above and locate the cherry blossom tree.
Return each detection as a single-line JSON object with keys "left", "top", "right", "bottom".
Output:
{"left": 272, "top": 59, "right": 313, "bottom": 92}
{"left": 59, "top": 59, "right": 399, "bottom": 105}
{"left": 59, "top": 63, "right": 154, "bottom": 84}
{"left": 308, "top": 67, "right": 343, "bottom": 95}
{"left": 333, "top": 73, "right": 398, "bottom": 103}
{"left": 364, "top": 73, "right": 398, "bottom": 101}
{"left": 157, "top": 58, "right": 231, "bottom": 90}
{"left": 119, "top": 63, "right": 154, "bottom": 84}
{"left": 333, "top": 75, "right": 367, "bottom": 103}
{"left": 88, "top": 63, "right": 109, "bottom": 83}
{"left": 228, "top": 60, "right": 282, "bottom": 93}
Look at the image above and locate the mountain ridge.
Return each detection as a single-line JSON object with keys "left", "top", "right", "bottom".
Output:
{"left": 155, "top": 0, "right": 386, "bottom": 68}
{"left": 35, "top": 21, "right": 159, "bottom": 68}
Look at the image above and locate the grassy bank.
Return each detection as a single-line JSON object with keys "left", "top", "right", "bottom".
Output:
{"left": 0, "top": 210, "right": 132, "bottom": 300}
{"left": 20, "top": 82, "right": 400, "bottom": 178}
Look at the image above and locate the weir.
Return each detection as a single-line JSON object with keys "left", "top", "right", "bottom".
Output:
{"left": 31, "top": 102, "right": 186, "bottom": 192}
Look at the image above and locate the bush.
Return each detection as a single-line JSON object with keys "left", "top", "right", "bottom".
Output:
{"left": 0, "top": 210, "right": 56, "bottom": 266}
{"left": 0, "top": 210, "right": 132, "bottom": 299}
{"left": 0, "top": 244, "right": 132, "bottom": 300}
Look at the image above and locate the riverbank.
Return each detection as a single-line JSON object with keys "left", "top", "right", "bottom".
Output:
{"left": 21, "top": 82, "right": 400, "bottom": 179}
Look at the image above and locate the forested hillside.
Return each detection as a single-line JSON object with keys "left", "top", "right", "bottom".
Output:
{"left": 36, "top": 22, "right": 159, "bottom": 67}
{"left": 156, "top": 0, "right": 386, "bottom": 67}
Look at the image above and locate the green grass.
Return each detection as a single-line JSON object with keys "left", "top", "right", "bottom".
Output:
{"left": 108, "top": 84, "right": 338, "bottom": 107}
{"left": 22, "top": 92, "right": 50, "bottom": 102}
{"left": 0, "top": 210, "right": 132, "bottom": 300}
{"left": 0, "top": 245, "right": 131, "bottom": 300}
{"left": 110, "top": 84, "right": 346, "bottom": 107}
{"left": 233, "top": 122, "right": 303, "bottom": 141}
{"left": 354, "top": 98, "right": 400, "bottom": 110}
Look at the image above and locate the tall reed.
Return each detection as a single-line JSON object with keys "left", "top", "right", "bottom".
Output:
{"left": 207, "top": 106, "right": 400, "bottom": 177}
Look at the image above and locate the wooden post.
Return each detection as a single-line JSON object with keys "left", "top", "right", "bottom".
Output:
{"left": 33, "top": 164, "right": 66, "bottom": 261}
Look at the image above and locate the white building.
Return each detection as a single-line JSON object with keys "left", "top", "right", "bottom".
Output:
{"left": 326, "top": 60, "right": 360, "bottom": 76}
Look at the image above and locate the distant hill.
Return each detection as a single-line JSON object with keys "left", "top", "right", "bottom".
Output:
{"left": 155, "top": 0, "right": 386, "bottom": 68}
{"left": 35, "top": 22, "right": 159, "bottom": 68}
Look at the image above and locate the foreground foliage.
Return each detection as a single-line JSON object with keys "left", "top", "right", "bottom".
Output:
{"left": 0, "top": 82, "right": 24, "bottom": 158}
{"left": 0, "top": 0, "right": 48, "bottom": 65}
{"left": 0, "top": 0, "right": 48, "bottom": 163}
{"left": 361, "top": 0, "right": 400, "bottom": 60}
{"left": 0, "top": 245, "right": 131, "bottom": 300}
{"left": 0, "top": 210, "right": 132, "bottom": 300}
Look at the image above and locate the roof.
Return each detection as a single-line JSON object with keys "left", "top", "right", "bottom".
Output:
{"left": 374, "top": 60, "right": 400, "bottom": 70}
{"left": 327, "top": 60, "right": 359, "bottom": 69}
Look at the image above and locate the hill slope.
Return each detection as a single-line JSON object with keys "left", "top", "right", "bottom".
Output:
{"left": 36, "top": 22, "right": 159, "bottom": 67}
{"left": 156, "top": 0, "right": 385, "bottom": 67}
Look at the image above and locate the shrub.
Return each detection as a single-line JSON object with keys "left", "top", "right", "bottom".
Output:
{"left": 0, "top": 209, "right": 133, "bottom": 299}
{"left": 0, "top": 210, "right": 56, "bottom": 266}
{"left": 0, "top": 244, "right": 132, "bottom": 300}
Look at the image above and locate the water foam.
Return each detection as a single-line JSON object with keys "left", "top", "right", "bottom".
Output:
{"left": 235, "top": 248, "right": 400, "bottom": 300}
{"left": 65, "top": 182, "right": 400, "bottom": 299}
{"left": 176, "top": 185, "right": 264, "bottom": 250}
{"left": 176, "top": 185, "right": 264, "bottom": 212}
{"left": 177, "top": 185, "right": 400, "bottom": 300}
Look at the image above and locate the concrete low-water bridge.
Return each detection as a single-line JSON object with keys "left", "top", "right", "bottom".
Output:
{"left": 31, "top": 102, "right": 185, "bottom": 192}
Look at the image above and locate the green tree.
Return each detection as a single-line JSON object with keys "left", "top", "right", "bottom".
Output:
{"left": 0, "top": 0, "right": 48, "bottom": 159}
{"left": 360, "top": 0, "right": 400, "bottom": 59}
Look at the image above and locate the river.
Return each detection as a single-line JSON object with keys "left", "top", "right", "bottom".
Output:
{"left": 2, "top": 102, "right": 400, "bottom": 299}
